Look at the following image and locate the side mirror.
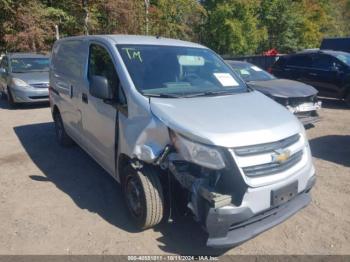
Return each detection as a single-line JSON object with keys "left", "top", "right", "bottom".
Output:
{"left": 90, "top": 75, "right": 114, "bottom": 100}
{"left": 331, "top": 63, "right": 340, "bottom": 72}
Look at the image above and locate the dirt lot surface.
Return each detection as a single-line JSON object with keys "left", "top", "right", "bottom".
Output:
{"left": 0, "top": 98, "right": 349, "bottom": 255}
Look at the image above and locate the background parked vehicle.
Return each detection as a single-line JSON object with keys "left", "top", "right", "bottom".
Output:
{"left": 50, "top": 35, "right": 315, "bottom": 249}
{"left": 270, "top": 50, "right": 350, "bottom": 107}
{"left": 227, "top": 60, "right": 321, "bottom": 127}
{"left": 320, "top": 37, "right": 350, "bottom": 53}
{"left": 0, "top": 53, "right": 50, "bottom": 107}
{"left": 223, "top": 54, "right": 281, "bottom": 70}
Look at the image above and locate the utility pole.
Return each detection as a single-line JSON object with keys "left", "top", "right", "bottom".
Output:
{"left": 55, "top": 24, "right": 60, "bottom": 40}
{"left": 144, "top": 0, "right": 150, "bottom": 35}
{"left": 82, "top": 0, "right": 89, "bottom": 35}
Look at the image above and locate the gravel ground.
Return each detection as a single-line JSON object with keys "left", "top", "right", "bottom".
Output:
{"left": 0, "top": 97, "right": 349, "bottom": 255}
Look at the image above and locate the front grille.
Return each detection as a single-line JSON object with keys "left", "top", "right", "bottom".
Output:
{"left": 30, "top": 83, "right": 49, "bottom": 89}
{"left": 288, "top": 95, "right": 316, "bottom": 106}
{"left": 234, "top": 134, "right": 300, "bottom": 157}
{"left": 243, "top": 150, "right": 303, "bottom": 177}
{"left": 295, "top": 110, "right": 319, "bottom": 117}
{"left": 295, "top": 111, "right": 312, "bottom": 117}
{"left": 29, "top": 96, "right": 49, "bottom": 99}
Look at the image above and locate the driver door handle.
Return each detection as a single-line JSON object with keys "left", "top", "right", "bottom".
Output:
{"left": 82, "top": 93, "right": 88, "bottom": 104}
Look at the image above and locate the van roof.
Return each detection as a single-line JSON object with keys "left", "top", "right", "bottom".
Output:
{"left": 56, "top": 34, "right": 206, "bottom": 49}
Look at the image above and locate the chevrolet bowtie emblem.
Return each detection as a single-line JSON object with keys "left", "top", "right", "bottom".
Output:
{"left": 272, "top": 149, "right": 291, "bottom": 164}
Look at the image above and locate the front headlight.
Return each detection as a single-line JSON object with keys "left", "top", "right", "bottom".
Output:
{"left": 12, "top": 78, "right": 29, "bottom": 87}
{"left": 170, "top": 131, "right": 226, "bottom": 170}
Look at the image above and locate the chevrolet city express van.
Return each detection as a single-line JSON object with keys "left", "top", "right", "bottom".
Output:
{"left": 49, "top": 35, "right": 316, "bottom": 248}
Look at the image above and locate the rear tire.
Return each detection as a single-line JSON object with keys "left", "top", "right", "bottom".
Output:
{"left": 53, "top": 111, "right": 74, "bottom": 147}
{"left": 123, "top": 165, "right": 164, "bottom": 229}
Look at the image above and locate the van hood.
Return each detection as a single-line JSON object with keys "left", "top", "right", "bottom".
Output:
{"left": 247, "top": 79, "right": 317, "bottom": 98}
{"left": 11, "top": 71, "right": 49, "bottom": 85}
{"left": 150, "top": 91, "right": 301, "bottom": 148}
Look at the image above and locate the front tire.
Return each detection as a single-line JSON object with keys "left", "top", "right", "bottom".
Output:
{"left": 53, "top": 111, "right": 74, "bottom": 147}
{"left": 7, "top": 88, "right": 16, "bottom": 108}
{"left": 0, "top": 91, "right": 6, "bottom": 100}
{"left": 123, "top": 165, "right": 164, "bottom": 229}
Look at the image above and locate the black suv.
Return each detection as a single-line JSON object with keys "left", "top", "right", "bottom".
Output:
{"left": 270, "top": 50, "right": 350, "bottom": 106}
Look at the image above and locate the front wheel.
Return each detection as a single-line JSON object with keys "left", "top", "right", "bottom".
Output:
{"left": 7, "top": 88, "right": 16, "bottom": 108}
{"left": 123, "top": 165, "right": 164, "bottom": 229}
{"left": 0, "top": 91, "right": 6, "bottom": 100}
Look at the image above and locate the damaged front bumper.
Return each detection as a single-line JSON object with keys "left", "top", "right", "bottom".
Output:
{"left": 206, "top": 175, "right": 315, "bottom": 248}
{"left": 206, "top": 191, "right": 310, "bottom": 248}
{"left": 287, "top": 101, "right": 322, "bottom": 126}
{"left": 168, "top": 156, "right": 316, "bottom": 248}
{"left": 295, "top": 113, "right": 320, "bottom": 126}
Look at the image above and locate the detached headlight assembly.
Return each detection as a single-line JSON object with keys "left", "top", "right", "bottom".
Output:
{"left": 170, "top": 130, "right": 226, "bottom": 170}
{"left": 12, "top": 78, "right": 29, "bottom": 88}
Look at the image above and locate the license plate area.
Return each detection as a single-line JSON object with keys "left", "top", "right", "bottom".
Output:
{"left": 271, "top": 181, "right": 298, "bottom": 206}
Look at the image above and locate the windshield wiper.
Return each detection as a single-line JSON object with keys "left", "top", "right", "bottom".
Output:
{"left": 146, "top": 90, "right": 237, "bottom": 98}
{"left": 145, "top": 93, "right": 182, "bottom": 98}
{"left": 181, "top": 90, "right": 235, "bottom": 98}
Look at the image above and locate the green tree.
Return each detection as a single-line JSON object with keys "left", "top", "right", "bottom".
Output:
{"left": 92, "top": 0, "right": 145, "bottom": 35}
{"left": 258, "top": 0, "right": 344, "bottom": 53}
{"left": 202, "top": 0, "right": 266, "bottom": 55}
{"left": 2, "top": 0, "right": 350, "bottom": 54}
{"left": 150, "top": 0, "right": 206, "bottom": 41}
{"left": 325, "top": 0, "right": 350, "bottom": 37}
{"left": 1, "top": 0, "right": 55, "bottom": 52}
{"left": 258, "top": 0, "right": 303, "bottom": 52}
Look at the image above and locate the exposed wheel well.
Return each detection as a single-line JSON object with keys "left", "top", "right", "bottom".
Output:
{"left": 52, "top": 105, "right": 60, "bottom": 118}
{"left": 117, "top": 153, "right": 131, "bottom": 183}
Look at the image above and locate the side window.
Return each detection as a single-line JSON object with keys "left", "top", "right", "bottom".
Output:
{"left": 53, "top": 40, "right": 85, "bottom": 80}
{"left": 287, "top": 55, "right": 312, "bottom": 68}
{"left": 273, "top": 56, "right": 286, "bottom": 68}
{"left": 312, "top": 54, "right": 333, "bottom": 70}
{"left": 88, "top": 44, "right": 126, "bottom": 105}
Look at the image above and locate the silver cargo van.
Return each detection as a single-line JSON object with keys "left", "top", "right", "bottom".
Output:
{"left": 49, "top": 35, "right": 316, "bottom": 248}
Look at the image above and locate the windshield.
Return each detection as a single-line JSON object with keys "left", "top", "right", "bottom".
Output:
{"left": 229, "top": 62, "right": 275, "bottom": 82}
{"left": 117, "top": 45, "right": 247, "bottom": 97}
{"left": 334, "top": 53, "right": 350, "bottom": 66}
{"left": 10, "top": 57, "right": 50, "bottom": 73}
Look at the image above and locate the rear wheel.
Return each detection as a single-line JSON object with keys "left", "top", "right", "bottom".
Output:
{"left": 123, "top": 165, "right": 164, "bottom": 229}
{"left": 53, "top": 111, "right": 74, "bottom": 147}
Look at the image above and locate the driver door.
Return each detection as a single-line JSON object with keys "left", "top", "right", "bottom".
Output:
{"left": 80, "top": 43, "right": 121, "bottom": 175}
{"left": 307, "top": 54, "right": 343, "bottom": 97}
